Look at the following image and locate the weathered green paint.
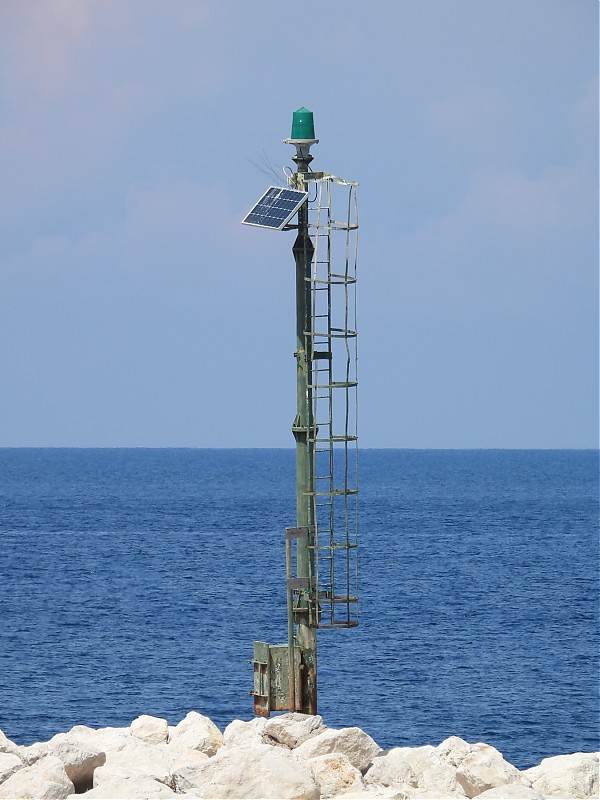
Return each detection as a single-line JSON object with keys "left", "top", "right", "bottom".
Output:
{"left": 250, "top": 110, "right": 363, "bottom": 718}
{"left": 291, "top": 160, "right": 318, "bottom": 715}
{"left": 252, "top": 641, "right": 301, "bottom": 715}
{"left": 252, "top": 640, "right": 270, "bottom": 716}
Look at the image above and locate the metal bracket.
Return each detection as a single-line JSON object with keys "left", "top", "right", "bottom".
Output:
{"left": 285, "top": 526, "right": 311, "bottom": 540}
{"left": 287, "top": 577, "right": 316, "bottom": 590}
{"left": 251, "top": 641, "right": 302, "bottom": 717}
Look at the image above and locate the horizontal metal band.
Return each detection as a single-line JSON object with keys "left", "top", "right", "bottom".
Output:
{"left": 287, "top": 577, "right": 316, "bottom": 590}
{"left": 285, "top": 526, "right": 312, "bottom": 540}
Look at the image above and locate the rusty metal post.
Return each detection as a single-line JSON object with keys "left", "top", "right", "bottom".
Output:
{"left": 285, "top": 534, "right": 296, "bottom": 712}
{"left": 291, "top": 150, "right": 317, "bottom": 715}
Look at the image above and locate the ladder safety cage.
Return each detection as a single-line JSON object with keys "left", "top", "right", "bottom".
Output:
{"left": 289, "top": 171, "right": 359, "bottom": 630}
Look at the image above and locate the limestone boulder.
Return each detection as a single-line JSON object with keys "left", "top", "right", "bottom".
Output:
{"left": 310, "top": 752, "right": 365, "bottom": 798}
{"left": 265, "top": 713, "right": 327, "bottom": 749}
{"left": 74, "top": 774, "right": 177, "bottom": 798}
{"left": 94, "top": 739, "right": 208, "bottom": 790}
{"left": 364, "top": 745, "right": 466, "bottom": 796}
{"left": 523, "top": 751, "right": 599, "bottom": 798}
{"left": 476, "top": 785, "right": 545, "bottom": 799}
{"left": 166, "top": 746, "right": 209, "bottom": 774}
{"left": 96, "top": 739, "right": 171, "bottom": 787}
{"left": 18, "top": 727, "right": 109, "bottom": 786}
{"left": 329, "top": 792, "right": 405, "bottom": 800}
{"left": 45, "top": 724, "right": 130, "bottom": 757}
{"left": 435, "top": 738, "right": 533, "bottom": 798}
{"left": 453, "top": 744, "right": 532, "bottom": 798}
{"left": 42, "top": 731, "right": 106, "bottom": 792}
{"left": 437, "top": 736, "right": 474, "bottom": 768}
{"left": 164, "top": 742, "right": 210, "bottom": 774}
{"left": 130, "top": 714, "right": 169, "bottom": 745}
{"left": 364, "top": 746, "right": 422, "bottom": 791}
{"left": 18, "top": 741, "right": 48, "bottom": 767}
{"left": 0, "top": 730, "right": 21, "bottom": 758}
{"left": 0, "top": 751, "right": 23, "bottom": 783}
{"left": 223, "top": 717, "right": 268, "bottom": 749}
{"left": 167, "top": 710, "right": 223, "bottom": 756}
{"left": 0, "top": 755, "right": 74, "bottom": 800}
{"left": 172, "top": 742, "right": 320, "bottom": 799}
{"left": 403, "top": 744, "right": 466, "bottom": 796}
{"left": 295, "top": 727, "right": 382, "bottom": 774}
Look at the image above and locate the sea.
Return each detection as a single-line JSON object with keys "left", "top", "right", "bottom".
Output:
{"left": 0, "top": 448, "right": 597, "bottom": 770}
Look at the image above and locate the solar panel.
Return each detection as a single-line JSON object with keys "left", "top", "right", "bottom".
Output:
{"left": 242, "top": 186, "right": 308, "bottom": 230}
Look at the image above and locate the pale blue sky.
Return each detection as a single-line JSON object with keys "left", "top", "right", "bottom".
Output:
{"left": 0, "top": 0, "right": 597, "bottom": 447}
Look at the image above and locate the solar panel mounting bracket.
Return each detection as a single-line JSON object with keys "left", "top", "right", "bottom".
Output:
{"left": 242, "top": 186, "right": 309, "bottom": 231}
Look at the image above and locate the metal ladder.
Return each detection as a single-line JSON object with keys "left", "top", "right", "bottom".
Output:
{"left": 305, "top": 173, "right": 359, "bottom": 629}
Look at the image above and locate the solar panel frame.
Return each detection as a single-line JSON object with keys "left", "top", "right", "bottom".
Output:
{"left": 242, "top": 186, "right": 309, "bottom": 230}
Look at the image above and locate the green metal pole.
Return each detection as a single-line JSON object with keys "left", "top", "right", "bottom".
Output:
{"left": 285, "top": 535, "right": 296, "bottom": 712}
{"left": 292, "top": 155, "right": 317, "bottom": 715}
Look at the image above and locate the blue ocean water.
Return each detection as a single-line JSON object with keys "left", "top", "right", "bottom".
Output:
{"left": 0, "top": 448, "right": 597, "bottom": 769}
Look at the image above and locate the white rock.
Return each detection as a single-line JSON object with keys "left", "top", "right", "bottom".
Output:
{"left": 164, "top": 743, "right": 210, "bottom": 773}
{"left": 19, "top": 728, "right": 110, "bottom": 785}
{"left": 0, "top": 755, "right": 74, "bottom": 800}
{"left": 453, "top": 743, "right": 532, "bottom": 798}
{"left": 168, "top": 710, "right": 223, "bottom": 755}
{"left": 18, "top": 741, "right": 47, "bottom": 767}
{"left": 0, "top": 751, "right": 23, "bottom": 783}
{"left": 172, "top": 743, "right": 320, "bottom": 798}
{"left": 0, "top": 730, "right": 21, "bottom": 758}
{"left": 364, "top": 745, "right": 465, "bottom": 796}
{"left": 404, "top": 744, "right": 466, "bottom": 796}
{"left": 329, "top": 792, "right": 404, "bottom": 800}
{"left": 97, "top": 739, "right": 171, "bottom": 787}
{"left": 223, "top": 717, "right": 268, "bottom": 749}
{"left": 92, "top": 763, "right": 135, "bottom": 784}
{"left": 265, "top": 713, "right": 327, "bottom": 749}
{"left": 130, "top": 714, "right": 169, "bottom": 745}
{"left": 364, "top": 747, "right": 420, "bottom": 791}
{"left": 42, "top": 731, "right": 106, "bottom": 792}
{"left": 73, "top": 774, "right": 176, "bottom": 798}
{"left": 436, "top": 736, "right": 474, "bottom": 768}
{"left": 327, "top": 793, "right": 400, "bottom": 800}
{"left": 52, "top": 724, "right": 130, "bottom": 756}
{"left": 310, "top": 752, "right": 365, "bottom": 798}
{"left": 93, "top": 739, "right": 208, "bottom": 790}
{"left": 295, "top": 727, "right": 382, "bottom": 774}
{"left": 436, "top": 738, "right": 533, "bottom": 798}
{"left": 476, "top": 785, "right": 545, "bottom": 799}
{"left": 523, "top": 751, "right": 599, "bottom": 798}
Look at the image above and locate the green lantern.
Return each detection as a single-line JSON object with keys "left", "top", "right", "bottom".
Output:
{"left": 291, "top": 107, "right": 315, "bottom": 140}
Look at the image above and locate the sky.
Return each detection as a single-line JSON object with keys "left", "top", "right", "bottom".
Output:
{"left": 0, "top": 0, "right": 597, "bottom": 448}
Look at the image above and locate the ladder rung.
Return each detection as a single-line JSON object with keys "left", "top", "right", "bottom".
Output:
{"left": 312, "top": 330, "right": 357, "bottom": 339}
{"left": 312, "top": 435, "right": 358, "bottom": 443}
{"left": 307, "top": 489, "right": 358, "bottom": 497}
{"left": 317, "top": 596, "right": 358, "bottom": 605}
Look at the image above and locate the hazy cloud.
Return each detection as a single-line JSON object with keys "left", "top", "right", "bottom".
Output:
{"left": 0, "top": 0, "right": 596, "bottom": 446}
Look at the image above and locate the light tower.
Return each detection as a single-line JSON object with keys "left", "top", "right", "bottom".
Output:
{"left": 242, "top": 108, "right": 359, "bottom": 716}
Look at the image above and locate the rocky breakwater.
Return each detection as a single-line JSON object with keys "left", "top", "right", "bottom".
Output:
{"left": 0, "top": 712, "right": 597, "bottom": 800}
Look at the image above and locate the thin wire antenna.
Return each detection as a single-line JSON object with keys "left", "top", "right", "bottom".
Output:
{"left": 247, "top": 157, "right": 279, "bottom": 183}
{"left": 248, "top": 150, "right": 285, "bottom": 186}
{"left": 261, "top": 150, "right": 284, "bottom": 184}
